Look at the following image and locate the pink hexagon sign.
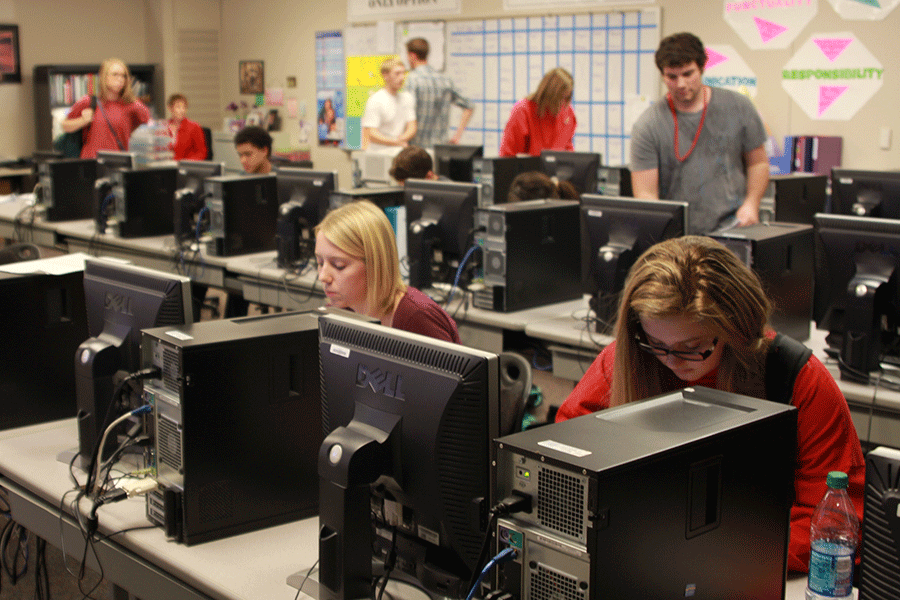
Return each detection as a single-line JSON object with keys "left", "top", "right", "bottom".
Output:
{"left": 702, "top": 45, "right": 759, "bottom": 98}
{"left": 724, "top": 0, "right": 818, "bottom": 49}
{"left": 781, "top": 32, "right": 883, "bottom": 119}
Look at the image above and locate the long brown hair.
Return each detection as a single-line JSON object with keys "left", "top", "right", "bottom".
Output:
{"left": 609, "top": 236, "right": 772, "bottom": 406}
{"left": 528, "top": 67, "right": 573, "bottom": 117}
{"left": 97, "top": 58, "right": 137, "bottom": 103}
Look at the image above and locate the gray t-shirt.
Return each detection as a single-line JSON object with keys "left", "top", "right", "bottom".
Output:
{"left": 630, "top": 87, "right": 767, "bottom": 234}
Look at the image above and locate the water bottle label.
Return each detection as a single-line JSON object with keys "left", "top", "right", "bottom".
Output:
{"left": 808, "top": 541, "right": 854, "bottom": 597}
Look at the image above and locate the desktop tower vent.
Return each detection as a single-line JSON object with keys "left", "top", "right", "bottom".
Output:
{"left": 160, "top": 347, "right": 181, "bottom": 394}
{"left": 859, "top": 447, "right": 900, "bottom": 600}
{"left": 319, "top": 319, "right": 470, "bottom": 374}
{"left": 538, "top": 465, "right": 587, "bottom": 541}
{"left": 156, "top": 414, "right": 183, "bottom": 473}
{"left": 530, "top": 564, "right": 586, "bottom": 600}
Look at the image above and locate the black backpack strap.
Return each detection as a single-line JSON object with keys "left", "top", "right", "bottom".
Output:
{"left": 766, "top": 333, "right": 813, "bottom": 404}
{"left": 95, "top": 98, "right": 126, "bottom": 150}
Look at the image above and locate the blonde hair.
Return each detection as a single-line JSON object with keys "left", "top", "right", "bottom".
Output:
{"left": 609, "top": 236, "right": 772, "bottom": 407}
{"left": 529, "top": 67, "right": 573, "bottom": 117}
{"left": 97, "top": 58, "right": 137, "bottom": 103}
{"left": 315, "top": 201, "right": 406, "bottom": 318}
{"left": 380, "top": 58, "right": 405, "bottom": 75}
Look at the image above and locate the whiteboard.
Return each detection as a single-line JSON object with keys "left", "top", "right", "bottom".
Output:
{"left": 442, "top": 8, "right": 660, "bottom": 164}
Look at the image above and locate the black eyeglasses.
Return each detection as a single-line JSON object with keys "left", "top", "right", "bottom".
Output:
{"left": 635, "top": 334, "right": 719, "bottom": 362}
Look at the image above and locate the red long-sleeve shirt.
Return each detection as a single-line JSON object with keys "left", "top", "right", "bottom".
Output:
{"left": 169, "top": 117, "right": 208, "bottom": 161}
{"left": 499, "top": 99, "right": 576, "bottom": 157}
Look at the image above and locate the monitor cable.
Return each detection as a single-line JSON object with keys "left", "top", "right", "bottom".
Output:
{"left": 447, "top": 244, "right": 482, "bottom": 304}
{"left": 467, "top": 494, "right": 531, "bottom": 600}
{"left": 83, "top": 367, "right": 160, "bottom": 496}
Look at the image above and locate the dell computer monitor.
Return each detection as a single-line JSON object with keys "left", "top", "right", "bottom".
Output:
{"left": 830, "top": 168, "right": 900, "bottom": 219}
{"left": 404, "top": 179, "right": 481, "bottom": 290}
{"left": 317, "top": 313, "right": 500, "bottom": 600}
{"left": 813, "top": 213, "right": 900, "bottom": 383}
{"left": 275, "top": 167, "right": 338, "bottom": 268}
{"left": 94, "top": 151, "right": 136, "bottom": 233}
{"left": 174, "top": 160, "right": 224, "bottom": 243}
{"left": 434, "top": 144, "right": 483, "bottom": 183}
{"left": 580, "top": 195, "right": 688, "bottom": 332}
{"left": 540, "top": 150, "right": 601, "bottom": 196}
{"left": 75, "top": 258, "right": 193, "bottom": 466}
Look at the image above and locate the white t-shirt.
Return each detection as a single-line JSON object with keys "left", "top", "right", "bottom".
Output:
{"left": 361, "top": 88, "right": 416, "bottom": 150}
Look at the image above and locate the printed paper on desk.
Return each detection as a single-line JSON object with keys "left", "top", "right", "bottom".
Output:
{"left": 0, "top": 252, "right": 91, "bottom": 275}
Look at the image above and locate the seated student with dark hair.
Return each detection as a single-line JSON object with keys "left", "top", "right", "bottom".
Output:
{"left": 389, "top": 145, "right": 439, "bottom": 185}
{"left": 234, "top": 125, "right": 273, "bottom": 175}
{"left": 507, "top": 171, "right": 579, "bottom": 202}
{"left": 556, "top": 235, "right": 865, "bottom": 574}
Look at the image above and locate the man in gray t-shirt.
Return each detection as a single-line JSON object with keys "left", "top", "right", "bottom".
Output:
{"left": 630, "top": 33, "right": 769, "bottom": 234}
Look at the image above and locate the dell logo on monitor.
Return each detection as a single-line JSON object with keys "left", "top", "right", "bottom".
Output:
{"left": 356, "top": 364, "right": 404, "bottom": 400}
{"left": 104, "top": 292, "right": 133, "bottom": 315}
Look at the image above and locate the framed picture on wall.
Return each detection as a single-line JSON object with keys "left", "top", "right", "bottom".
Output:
{"left": 0, "top": 24, "right": 22, "bottom": 84}
{"left": 239, "top": 60, "right": 264, "bottom": 95}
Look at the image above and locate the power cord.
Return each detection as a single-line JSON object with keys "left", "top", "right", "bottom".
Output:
{"left": 466, "top": 494, "right": 532, "bottom": 599}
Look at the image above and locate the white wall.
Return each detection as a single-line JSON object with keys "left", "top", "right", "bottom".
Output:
{"left": 3, "top": 0, "right": 898, "bottom": 177}
{"left": 218, "top": 0, "right": 899, "bottom": 181}
{"left": 0, "top": 0, "right": 218, "bottom": 161}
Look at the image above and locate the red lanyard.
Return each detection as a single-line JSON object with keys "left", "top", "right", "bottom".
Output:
{"left": 668, "top": 87, "right": 708, "bottom": 162}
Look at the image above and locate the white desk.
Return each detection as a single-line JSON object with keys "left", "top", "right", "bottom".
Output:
{"left": 0, "top": 197, "right": 67, "bottom": 247}
{"left": 228, "top": 252, "right": 327, "bottom": 312}
{"left": 0, "top": 419, "right": 317, "bottom": 600}
{"left": 0, "top": 419, "right": 840, "bottom": 600}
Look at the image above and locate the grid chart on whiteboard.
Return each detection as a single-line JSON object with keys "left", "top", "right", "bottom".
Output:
{"left": 446, "top": 9, "right": 659, "bottom": 165}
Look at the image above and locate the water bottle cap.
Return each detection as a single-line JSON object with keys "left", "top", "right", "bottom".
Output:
{"left": 826, "top": 471, "right": 848, "bottom": 489}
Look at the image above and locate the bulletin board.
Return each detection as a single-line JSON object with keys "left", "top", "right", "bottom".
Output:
{"left": 445, "top": 7, "right": 660, "bottom": 164}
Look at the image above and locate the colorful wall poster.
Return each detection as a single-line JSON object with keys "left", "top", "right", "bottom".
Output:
{"left": 345, "top": 54, "right": 396, "bottom": 150}
{"left": 316, "top": 30, "right": 347, "bottom": 147}
{"left": 318, "top": 90, "right": 345, "bottom": 147}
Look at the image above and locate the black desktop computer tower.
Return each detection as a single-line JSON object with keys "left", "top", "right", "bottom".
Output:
{"left": 710, "top": 222, "right": 813, "bottom": 341}
{"left": 493, "top": 387, "right": 796, "bottom": 600}
{"left": 141, "top": 312, "right": 322, "bottom": 545}
{"left": 474, "top": 199, "right": 582, "bottom": 312}
{"left": 597, "top": 165, "right": 632, "bottom": 197}
{"left": 0, "top": 270, "right": 88, "bottom": 430}
{"left": 859, "top": 446, "right": 900, "bottom": 600}
{"left": 38, "top": 159, "right": 97, "bottom": 221}
{"left": 473, "top": 155, "right": 542, "bottom": 207}
{"left": 205, "top": 174, "right": 279, "bottom": 256}
{"left": 766, "top": 173, "right": 827, "bottom": 225}
{"left": 111, "top": 167, "right": 179, "bottom": 238}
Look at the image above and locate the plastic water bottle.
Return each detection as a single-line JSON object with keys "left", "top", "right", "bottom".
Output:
{"left": 806, "top": 471, "right": 859, "bottom": 600}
